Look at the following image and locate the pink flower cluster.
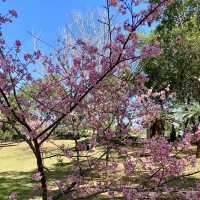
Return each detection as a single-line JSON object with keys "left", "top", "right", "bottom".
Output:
{"left": 144, "top": 137, "right": 195, "bottom": 184}
{"left": 32, "top": 172, "right": 42, "bottom": 181}
{"left": 141, "top": 44, "right": 163, "bottom": 59}
{"left": 123, "top": 159, "right": 135, "bottom": 175}
{"left": 8, "top": 192, "right": 17, "bottom": 200}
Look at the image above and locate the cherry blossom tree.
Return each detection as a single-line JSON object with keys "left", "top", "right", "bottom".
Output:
{"left": 2, "top": 0, "right": 198, "bottom": 200}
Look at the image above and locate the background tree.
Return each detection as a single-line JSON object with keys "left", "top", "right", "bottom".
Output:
{"left": 140, "top": 0, "right": 200, "bottom": 145}
{"left": 141, "top": 0, "right": 200, "bottom": 102}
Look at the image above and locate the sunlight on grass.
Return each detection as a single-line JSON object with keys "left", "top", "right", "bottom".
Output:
{"left": 1, "top": 141, "right": 200, "bottom": 200}
{"left": 0, "top": 140, "right": 74, "bottom": 200}
{"left": 0, "top": 140, "right": 74, "bottom": 172}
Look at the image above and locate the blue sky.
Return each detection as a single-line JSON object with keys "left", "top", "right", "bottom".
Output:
{"left": 1, "top": 0, "right": 156, "bottom": 54}
{"left": 1, "top": 0, "right": 105, "bottom": 53}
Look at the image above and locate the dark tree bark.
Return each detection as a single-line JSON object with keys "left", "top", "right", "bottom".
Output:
{"left": 169, "top": 124, "right": 176, "bottom": 142}
{"left": 148, "top": 118, "right": 165, "bottom": 138}
{"left": 34, "top": 140, "right": 48, "bottom": 200}
{"left": 196, "top": 141, "right": 200, "bottom": 158}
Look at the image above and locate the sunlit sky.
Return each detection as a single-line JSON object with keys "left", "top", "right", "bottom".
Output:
{"left": 2, "top": 0, "right": 105, "bottom": 52}
{"left": 1, "top": 0, "right": 156, "bottom": 54}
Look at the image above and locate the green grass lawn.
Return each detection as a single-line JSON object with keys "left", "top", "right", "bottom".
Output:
{"left": 0, "top": 140, "right": 74, "bottom": 200}
{"left": 1, "top": 141, "right": 200, "bottom": 200}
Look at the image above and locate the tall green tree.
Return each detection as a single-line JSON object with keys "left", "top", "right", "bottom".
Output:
{"left": 141, "top": 0, "right": 200, "bottom": 156}
{"left": 142, "top": 0, "right": 200, "bottom": 103}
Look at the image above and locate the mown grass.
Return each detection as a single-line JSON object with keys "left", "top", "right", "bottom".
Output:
{"left": 1, "top": 141, "right": 200, "bottom": 200}
{"left": 0, "top": 140, "right": 74, "bottom": 200}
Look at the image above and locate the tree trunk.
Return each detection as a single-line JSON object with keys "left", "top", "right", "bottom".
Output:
{"left": 34, "top": 140, "right": 48, "bottom": 200}
{"left": 106, "top": 147, "right": 110, "bottom": 167}
{"left": 196, "top": 141, "right": 200, "bottom": 158}
{"left": 148, "top": 118, "right": 165, "bottom": 138}
{"left": 147, "top": 128, "right": 151, "bottom": 139}
{"left": 75, "top": 138, "right": 83, "bottom": 176}
{"left": 169, "top": 124, "right": 176, "bottom": 142}
{"left": 191, "top": 116, "right": 200, "bottom": 158}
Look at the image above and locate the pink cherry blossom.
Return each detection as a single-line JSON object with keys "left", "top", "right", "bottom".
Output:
{"left": 64, "top": 147, "right": 73, "bottom": 158}
{"left": 123, "top": 159, "right": 135, "bottom": 175}
{"left": 8, "top": 192, "right": 17, "bottom": 200}
{"left": 109, "top": 0, "right": 117, "bottom": 6}
{"left": 15, "top": 40, "right": 21, "bottom": 46}
{"left": 9, "top": 9, "right": 18, "bottom": 17}
{"left": 0, "top": 1, "right": 182, "bottom": 199}
{"left": 32, "top": 172, "right": 42, "bottom": 181}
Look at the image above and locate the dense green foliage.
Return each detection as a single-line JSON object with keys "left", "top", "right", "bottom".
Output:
{"left": 141, "top": 0, "right": 200, "bottom": 103}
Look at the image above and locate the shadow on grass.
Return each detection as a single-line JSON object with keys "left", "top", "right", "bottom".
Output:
{"left": 1, "top": 150, "right": 200, "bottom": 200}
{"left": 167, "top": 175, "right": 199, "bottom": 189}
{"left": 0, "top": 171, "right": 38, "bottom": 200}
{"left": 1, "top": 168, "right": 199, "bottom": 200}
{"left": 0, "top": 143, "right": 17, "bottom": 148}
{"left": 0, "top": 159, "right": 125, "bottom": 200}
{"left": 0, "top": 162, "right": 74, "bottom": 200}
